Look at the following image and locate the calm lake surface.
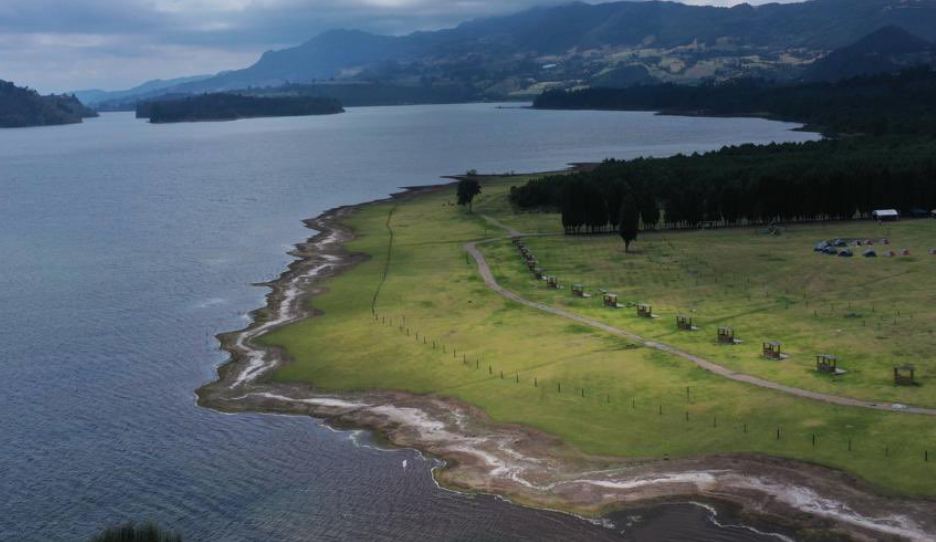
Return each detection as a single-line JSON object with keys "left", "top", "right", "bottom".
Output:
{"left": 0, "top": 104, "right": 818, "bottom": 542}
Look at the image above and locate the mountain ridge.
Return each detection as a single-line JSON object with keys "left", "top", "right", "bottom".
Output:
{"left": 803, "top": 25, "right": 935, "bottom": 81}
{"left": 85, "top": 0, "right": 936, "bottom": 107}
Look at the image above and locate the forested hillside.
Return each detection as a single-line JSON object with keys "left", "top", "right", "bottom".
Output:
{"left": 522, "top": 65, "right": 936, "bottom": 234}
{"left": 0, "top": 80, "right": 97, "bottom": 128}
{"left": 82, "top": 0, "right": 936, "bottom": 106}
{"left": 535, "top": 67, "right": 936, "bottom": 137}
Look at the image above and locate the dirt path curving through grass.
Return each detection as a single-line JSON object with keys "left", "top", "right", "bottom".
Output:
{"left": 467, "top": 221, "right": 936, "bottom": 417}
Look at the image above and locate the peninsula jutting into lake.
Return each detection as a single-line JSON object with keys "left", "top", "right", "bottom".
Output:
{"left": 0, "top": 80, "right": 97, "bottom": 128}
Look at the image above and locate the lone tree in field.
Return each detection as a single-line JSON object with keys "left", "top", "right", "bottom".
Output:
{"left": 457, "top": 178, "right": 482, "bottom": 213}
{"left": 619, "top": 194, "right": 639, "bottom": 252}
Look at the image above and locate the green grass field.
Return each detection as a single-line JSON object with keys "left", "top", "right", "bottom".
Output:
{"left": 490, "top": 206, "right": 936, "bottom": 408}
{"left": 261, "top": 175, "right": 936, "bottom": 496}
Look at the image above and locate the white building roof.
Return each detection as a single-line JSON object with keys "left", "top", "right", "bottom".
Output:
{"left": 873, "top": 209, "right": 899, "bottom": 217}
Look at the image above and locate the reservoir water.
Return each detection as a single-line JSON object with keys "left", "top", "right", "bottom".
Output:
{"left": 0, "top": 104, "right": 818, "bottom": 542}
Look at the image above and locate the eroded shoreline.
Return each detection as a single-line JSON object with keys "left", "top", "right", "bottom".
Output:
{"left": 196, "top": 183, "right": 936, "bottom": 542}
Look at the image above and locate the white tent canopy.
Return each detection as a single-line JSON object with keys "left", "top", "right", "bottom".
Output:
{"left": 872, "top": 209, "right": 899, "bottom": 220}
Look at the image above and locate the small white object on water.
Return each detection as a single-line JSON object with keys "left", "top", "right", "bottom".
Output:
{"left": 402, "top": 459, "right": 408, "bottom": 469}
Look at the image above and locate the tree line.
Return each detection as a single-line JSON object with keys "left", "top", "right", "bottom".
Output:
{"left": 534, "top": 67, "right": 936, "bottom": 137}
{"left": 509, "top": 138, "right": 936, "bottom": 232}
{"left": 0, "top": 80, "right": 97, "bottom": 128}
{"left": 137, "top": 93, "right": 344, "bottom": 124}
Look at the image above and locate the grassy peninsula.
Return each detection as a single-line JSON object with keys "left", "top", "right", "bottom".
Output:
{"left": 137, "top": 93, "right": 344, "bottom": 123}
{"left": 255, "top": 172, "right": 936, "bottom": 500}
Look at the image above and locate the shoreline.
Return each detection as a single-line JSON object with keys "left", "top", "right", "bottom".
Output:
{"left": 196, "top": 179, "right": 936, "bottom": 542}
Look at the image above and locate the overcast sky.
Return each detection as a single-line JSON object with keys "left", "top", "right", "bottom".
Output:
{"left": 0, "top": 0, "right": 803, "bottom": 93}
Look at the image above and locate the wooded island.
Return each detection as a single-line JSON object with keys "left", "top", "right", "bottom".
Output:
{"left": 137, "top": 93, "right": 345, "bottom": 124}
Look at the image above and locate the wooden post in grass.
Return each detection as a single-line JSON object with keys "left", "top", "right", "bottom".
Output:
{"left": 776, "top": 428, "right": 781, "bottom": 440}
{"left": 685, "top": 411, "right": 689, "bottom": 421}
{"left": 848, "top": 439, "right": 852, "bottom": 451}
{"left": 534, "top": 377, "right": 537, "bottom": 387}
{"left": 659, "top": 405, "right": 663, "bottom": 415}
{"left": 558, "top": 382, "right": 561, "bottom": 393}
{"left": 713, "top": 416, "right": 717, "bottom": 428}
{"left": 812, "top": 435, "right": 817, "bottom": 447}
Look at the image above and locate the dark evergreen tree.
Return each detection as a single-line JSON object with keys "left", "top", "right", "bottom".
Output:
{"left": 457, "top": 179, "right": 482, "bottom": 213}
{"left": 619, "top": 194, "right": 639, "bottom": 252}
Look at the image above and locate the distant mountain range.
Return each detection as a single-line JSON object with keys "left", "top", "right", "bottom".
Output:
{"left": 0, "top": 80, "right": 98, "bottom": 128}
{"left": 77, "top": 0, "right": 936, "bottom": 109}
{"left": 72, "top": 75, "right": 213, "bottom": 108}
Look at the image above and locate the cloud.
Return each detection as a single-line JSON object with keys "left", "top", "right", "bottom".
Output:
{"left": 0, "top": 0, "right": 803, "bottom": 93}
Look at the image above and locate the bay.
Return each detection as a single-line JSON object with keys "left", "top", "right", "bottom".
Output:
{"left": 0, "top": 104, "right": 818, "bottom": 542}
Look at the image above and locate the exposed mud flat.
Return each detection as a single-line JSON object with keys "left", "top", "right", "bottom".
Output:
{"left": 198, "top": 186, "right": 936, "bottom": 542}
